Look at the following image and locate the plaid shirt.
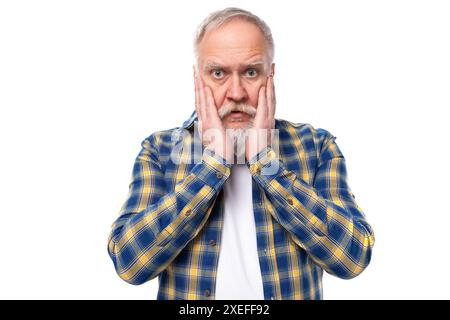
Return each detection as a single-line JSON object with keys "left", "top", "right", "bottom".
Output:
{"left": 107, "top": 110, "right": 375, "bottom": 300}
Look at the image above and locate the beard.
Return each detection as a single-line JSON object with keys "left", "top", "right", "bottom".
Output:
{"left": 218, "top": 102, "right": 257, "bottom": 163}
{"left": 217, "top": 126, "right": 246, "bottom": 164}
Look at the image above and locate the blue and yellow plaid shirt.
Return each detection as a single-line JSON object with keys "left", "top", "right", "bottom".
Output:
{"left": 107, "top": 110, "right": 375, "bottom": 300}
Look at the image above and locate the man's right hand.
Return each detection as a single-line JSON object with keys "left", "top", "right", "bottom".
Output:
{"left": 194, "top": 70, "right": 234, "bottom": 163}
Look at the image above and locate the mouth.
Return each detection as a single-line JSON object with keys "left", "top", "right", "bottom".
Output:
{"left": 229, "top": 111, "right": 246, "bottom": 118}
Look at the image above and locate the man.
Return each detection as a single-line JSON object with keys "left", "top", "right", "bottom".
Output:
{"left": 107, "top": 7, "right": 375, "bottom": 300}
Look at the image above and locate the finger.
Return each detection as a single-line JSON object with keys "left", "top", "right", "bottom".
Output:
{"left": 272, "top": 75, "right": 277, "bottom": 107}
{"left": 256, "top": 85, "right": 268, "bottom": 118}
{"left": 197, "top": 75, "right": 208, "bottom": 120}
{"left": 194, "top": 74, "right": 201, "bottom": 118}
{"left": 266, "top": 76, "right": 273, "bottom": 107}
{"left": 204, "top": 86, "right": 219, "bottom": 120}
{"left": 266, "top": 76, "right": 276, "bottom": 119}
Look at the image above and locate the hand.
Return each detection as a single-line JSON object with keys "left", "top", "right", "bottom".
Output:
{"left": 246, "top": 75, "right": 276, "bottom": 161}
{"left": 194, "top": 70, "right": 234, "bottom": 163}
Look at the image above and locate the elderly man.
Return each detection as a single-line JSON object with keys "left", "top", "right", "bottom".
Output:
{"left": 107, "top": 7, "right": 375, "bottom": 300}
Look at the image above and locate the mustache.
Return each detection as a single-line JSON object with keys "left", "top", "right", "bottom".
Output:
{"left": 218, "top": 102, "right": 257, "bottom": 119}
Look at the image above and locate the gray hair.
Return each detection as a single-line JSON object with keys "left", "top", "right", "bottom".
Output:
{"left": 193, "top": 7, "right": 275, "bottom": 66}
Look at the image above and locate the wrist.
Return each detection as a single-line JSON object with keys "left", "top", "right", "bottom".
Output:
{"left": 205, "top": 142, "right": 234, "bottom": 164}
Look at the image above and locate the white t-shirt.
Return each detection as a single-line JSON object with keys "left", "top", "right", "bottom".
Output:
{"left": 215, "top": 164, "right": 265, "bottom": 300}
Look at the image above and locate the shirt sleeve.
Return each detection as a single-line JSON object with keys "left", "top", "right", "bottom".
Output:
{"left": 246, "top": 134, "right": 375, "bottom": 279}
{"left": 107, "top": 133, "right": 231, "bottom": 285}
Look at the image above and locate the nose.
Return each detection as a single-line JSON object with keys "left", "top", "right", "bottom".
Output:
{"left": 226, "top": 73, "right": 248, "bottom": 102}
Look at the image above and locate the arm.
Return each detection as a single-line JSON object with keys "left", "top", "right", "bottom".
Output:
{"left": 246, "top": 134, "right": 375, "bottom": 279}
{"left": 107, "top": 133, "right": 230, "bottom": 285}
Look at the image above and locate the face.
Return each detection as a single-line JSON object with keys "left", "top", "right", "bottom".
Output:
{"left": 196, "top": 19, "right": 275, "bottom": 129}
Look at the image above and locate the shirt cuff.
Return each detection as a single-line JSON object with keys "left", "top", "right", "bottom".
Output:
{"left": 246, "top": 146, "right": 282, "bottom": 186}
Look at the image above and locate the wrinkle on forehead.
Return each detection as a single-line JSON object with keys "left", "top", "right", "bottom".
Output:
{"left": 201, "top": 41, "right": 266, "bottom": 56}
{"left": 203, "top": 55, "right": 268, "bottom": 73}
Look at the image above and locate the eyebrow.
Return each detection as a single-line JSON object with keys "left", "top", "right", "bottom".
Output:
{"left": 203, "top": 60, "right": 266, "bottom": 71}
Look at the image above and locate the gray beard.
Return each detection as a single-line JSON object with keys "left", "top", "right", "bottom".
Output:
{"left": 227, "top": 128, "right": 248, "bottom": 164}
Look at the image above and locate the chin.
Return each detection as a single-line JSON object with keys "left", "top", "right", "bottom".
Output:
{"left": 224, "top": 118, "right": 254, "bottom": 130}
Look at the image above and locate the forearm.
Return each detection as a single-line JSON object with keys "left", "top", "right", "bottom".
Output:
{"left": 247, "top": 146, "right": 375, "bottom": 279}
{"left": 108, "top": 148, "right": 231, "bottom": 285}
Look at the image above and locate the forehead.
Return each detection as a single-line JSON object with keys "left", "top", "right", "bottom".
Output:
{"left": 197, "top": 19, "right": 269, "bottom": 67}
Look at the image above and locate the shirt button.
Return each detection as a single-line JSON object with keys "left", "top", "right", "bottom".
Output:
{"left": 204, "top": 289, "right": 211, "bottom": 297}
{"left": 255, "top": 167, "right": 261, "bottom": 175}
{"left": 264, "top": 248, "right": 267, "bottom": 254}
{"left": 216, "top": 172, "right": 223, "bottom": 179}
{"left": 209, "top": 240, "right": 216, "bottom": 247}
{"left": 287, "top": 198, "right": 293, "bottom": 205}
{"left": 185, "top": 209, "right": 192, "bottom": 216}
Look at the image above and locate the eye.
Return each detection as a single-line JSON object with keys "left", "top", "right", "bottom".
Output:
{"left": 211, "top": 69, "right": 225, "bottom": 79}
{"left": 245, "top": 68, "right": 258, "bottom": 78}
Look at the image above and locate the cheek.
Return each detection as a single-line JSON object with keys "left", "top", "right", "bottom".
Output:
{"left": 210, "top": 86, "right": 228, "bottom": 108}
{"left": 247, "top": 85, "right": 262, "bottom": 107}
{"left": 201, "top": 78, "right": 226, "bottom": 109}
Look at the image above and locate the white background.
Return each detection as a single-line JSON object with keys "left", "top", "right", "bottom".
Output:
{"left": 1, "top": 0, "right": 449, "bottom": 299}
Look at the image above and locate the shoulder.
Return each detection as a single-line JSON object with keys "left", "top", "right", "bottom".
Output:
{"left": 140, "top": 126, "right": 190, "bottom": 151}
{"left": 276, "top": 118, "right": 344, "bottom": 165}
